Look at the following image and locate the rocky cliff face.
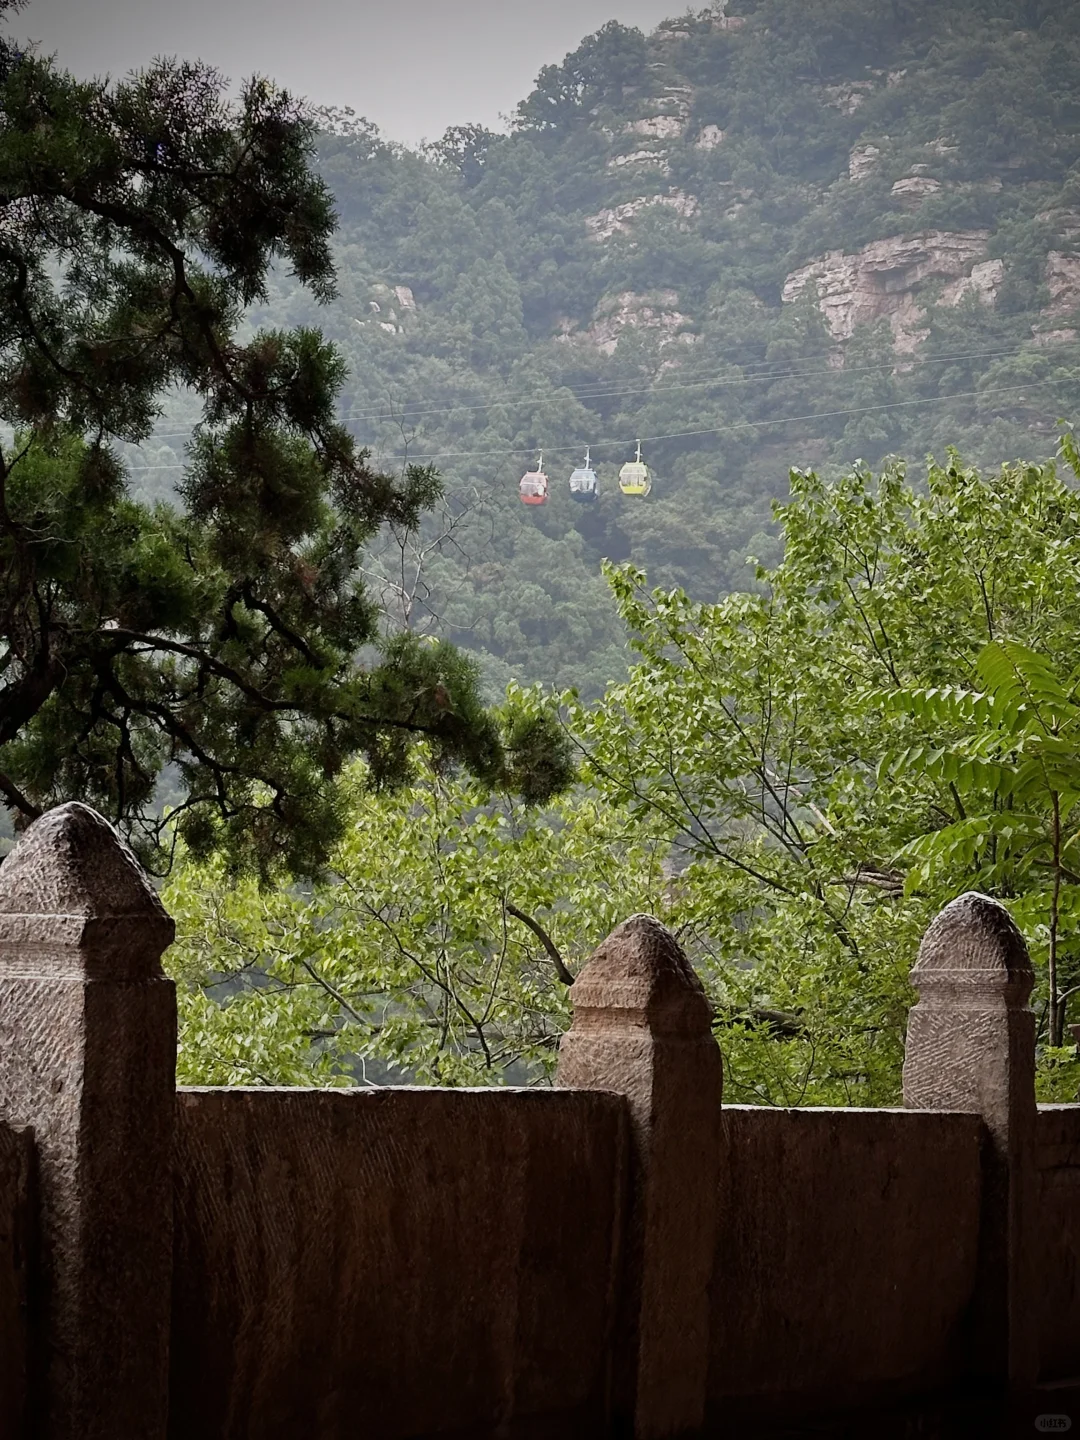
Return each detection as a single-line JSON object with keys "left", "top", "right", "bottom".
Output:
{"left": 1046, "top": 252, "right": 1080, "bottom": 319}
{"left": 349, "top": 4, "right": 1080, "bottom": 396}
{"left": 357, "top": 283, "right": 417, "bottom": 337}
{"left": 782, "top": 233, "right": 1003, "bottom": 352}
{"left": 585, "top": 191, "right": 699, "bottom": 242}
{"left": 532, "top": 6, "right": 1080, "bottom": 374}
{"left": 557, "top": 290, "right": 697, "bottom": 355}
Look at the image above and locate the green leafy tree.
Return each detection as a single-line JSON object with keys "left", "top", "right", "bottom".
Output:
{"left": 169, "top": 443, "right": 1080, "bottom": 1103}
{"left": 882, "top": 638, "right": 1080, "bottom": 1058}
{"left": 515, "top": 23, "right": 649, "bottom": 132}
{"left": 429, "top": 125, "right": 502, "bottom": 189}
{"left": 0, "top": 23, "right": 571, "bottom": 875}
{"left": 568, "top": 439, "right": 1080, "bottom": 1101}
{"left": 238, "top": 0, "right": 1080, "bottom": 701}
{"left": 165, "top": 707, "right": 673, "bottom": 1086}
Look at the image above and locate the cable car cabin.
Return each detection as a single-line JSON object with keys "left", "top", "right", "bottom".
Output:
{"left": 519, "top": 452, "right": 549, "bottom": 506}
{"left": 519, "top": 471, "right": 548, "bottom": 505}
{"left": 569, "top": 447, "right": 598, "bottom": 503}
{"left": 619, "top": 441, "right": 652, "bottom": 497}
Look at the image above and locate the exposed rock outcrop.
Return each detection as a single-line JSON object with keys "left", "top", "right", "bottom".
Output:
{"left": 849, "top": 144, "right": 881, "bottom": 181}
{"left": 940, "top": 259, "right": 1005, "bottom": 307}
{"left": 557, "top": 290, "right": 696, "bottom": 355}
{"left": 696, "top": 125, "right": 726, "bottom": 150}
{"left": 891, "top": 176, "right": 942, "bottom": 207}
{"left": 626, "top": 115, "right": 684, "bottom": 140}
{"left": 585, "top": 191, "right": 699, "bottom": 242}
{"left": 1045, "top": 251, "right": 1080, "bottom": 316}
{"left": 608, "top": 149, "right": 671, "bottom": 174}
{"left": 700, "top": 3, "right": 746, "bottom": 30}
{"left": 782, "top": 231, "right": 996, "bottom": 351}
{"left": 1038, "top": 208, "right": 1080, "bottom": 241}
{"left": 1035, "top": 251, "right": 1080, "bottom": 342}
{"left": 821, "top": 80, "right": 874, "bottom": 114}
{"left": 359, "top": 283, "right": 418, "bottom": 336}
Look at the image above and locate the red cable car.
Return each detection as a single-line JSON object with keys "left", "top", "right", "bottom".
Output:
{"left": 519, "top": 451, "right": 549, "bottom": 506}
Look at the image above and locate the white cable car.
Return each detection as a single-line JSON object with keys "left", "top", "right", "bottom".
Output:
{"left": 619, "top": 440, "right": 652, "bottom": 497}
{"left": 519, "top": 451, "right": 549, "bottom": 506}
{"left": 568, "top": 447, "right": 598, "bottom": 503}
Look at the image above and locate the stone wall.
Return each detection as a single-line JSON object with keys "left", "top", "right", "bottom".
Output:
{"left": 708, "top": 1107, "right": 984, "bottom": 1423}
{"left": 1036, "top": 1104, "right": 1080, "bottom": 1381}
{"left": 169, "top": 1087, "right": 627, "bottom": 1440}
{"left": 0, "top": 1124, "right": 32, "bottom": 1438}
{"left": 0, "top": 804, "right": 1075, "bottom": 1439}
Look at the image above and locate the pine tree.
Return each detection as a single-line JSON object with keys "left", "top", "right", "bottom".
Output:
{"left": 0, "top": 10, "right": 570, "bottom": 877}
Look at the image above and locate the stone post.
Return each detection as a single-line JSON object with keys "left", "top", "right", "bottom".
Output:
{"left": 902, "top": 891, "right": 1038, "bottom": 1387}
{"left": 0, "top": 803, "right": 176, "bottom": 1439}
{"left": 556, "top": 914, "right": 723, "bottom": 1440}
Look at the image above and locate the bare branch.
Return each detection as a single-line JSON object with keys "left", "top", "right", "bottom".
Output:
{"left": 504, "top": 901, "right": 575, "bottom": 986}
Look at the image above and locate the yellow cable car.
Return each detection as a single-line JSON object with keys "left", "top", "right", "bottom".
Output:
{"left": 619, "top": 440, "right": 652, "bottom": 497}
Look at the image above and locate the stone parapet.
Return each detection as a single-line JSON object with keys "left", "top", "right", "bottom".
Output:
{"left": 0, "top": 804, "right": 176, "bottom": 1440}
{"left": 903, "top": 891, "right": 1038, "bottom": 1386}
{"left": 557, "top": 913, "right": 723, "bottom": 1440}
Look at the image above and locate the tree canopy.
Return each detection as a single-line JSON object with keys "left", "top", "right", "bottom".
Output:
{"left": 0, "top": 32, "right": 571, "bottom": 875}
{"left": 184, "top": 0, "right": 1080, "bottom": 705}
{"left": 169, "top": 442, "right": 1080, "bottom": 1102}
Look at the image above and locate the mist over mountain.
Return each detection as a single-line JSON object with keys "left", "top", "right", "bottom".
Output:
{"left": 131, "top": 0, "right": 1080, "bottom": 697}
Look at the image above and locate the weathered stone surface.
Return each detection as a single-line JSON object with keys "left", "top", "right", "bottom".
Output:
{"left": 940, "top": 257, "right": 1005, "bottom": 307}
{"left": 821, "top": 80, "right": 874, "bottom": 114}
{"left": 903, "top": 892, "right": 1038, "bottom": 1386}
{"left": 891, "top": 174, "right": 943, "bottom": 207}
{"left": 0, "top": 803, "right": 176, "bottom": 1440}
{"left": 170, "top": 1087, "right": 627, "bottom": 1440}
{"left": 903, "top": 893, "right": 1034, "bottom": 1121}
{"left": 782, "top": 231, "right": 992, "bottom": 351}
{"left": 0, "top": 1123, "right": 33, "bottom": 1440}
{"left": 1032, "top": 325, "right": 1079, "bottom": 347}
{"left": 0, "top": 802, "right": 172, "bottom": 975}
{"left": 848, "top": 143, "right": 881, "bottom": 180}
{"left": 625, "top": 115, "right": 684, "bottom": 141}
{"left": 560, "top": 289, "right": 697, "bottom": 355}
{"left": 696, "top": 124, "right": 725, "bottom": 150}
{"left": 608, "top": 149, "right": 671, "bottom": 175}
{"left": 708, "top": 1106, "right": 983, "bottom": 1422}
{"left": 1045, "top": 249, "right": 1080, "bottom": 317}
{"left": 557, "top": 914, "right": 722, "bottom": 1440}
{"left": 1035, "top": 1105, "right": 1080, "bottom": 1382}
{"left": 584, "top": 191, "right": 698, "bottom": 243}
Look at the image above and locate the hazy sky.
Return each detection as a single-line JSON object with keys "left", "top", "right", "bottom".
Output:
{"left": 21, "top": 0, "right": 682, "bottom": 147}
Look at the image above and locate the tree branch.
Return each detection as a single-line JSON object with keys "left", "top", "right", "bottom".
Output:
{"left": 504, "top": 901, "right": 575, "bottom": 985}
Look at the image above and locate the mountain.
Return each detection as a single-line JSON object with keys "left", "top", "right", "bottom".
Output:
{"left": 130, "top": 0, "right": 1080, "bottom": 698}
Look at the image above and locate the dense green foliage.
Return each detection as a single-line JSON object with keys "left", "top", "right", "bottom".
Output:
{"left": 886, "top": 634, "right": 1080, "bottom": 1051}
{"left": 170, "top": 444, "right": 1080, "bottom": 1102}
{"left": 128, "top": 0, "right": 1080, "bottom": 698}
{"left": 0, "top": 30, "right": 571, "bottom": 873}
{"left": 16, "top": 0, "right": 1080, "bottom": 1099}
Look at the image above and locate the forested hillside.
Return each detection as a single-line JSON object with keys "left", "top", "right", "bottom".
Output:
{"left": 130, "top": 0, "right": 1080, "bottom": 697}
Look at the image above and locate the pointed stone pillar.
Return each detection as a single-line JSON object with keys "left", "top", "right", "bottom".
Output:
{"left": 0, "top": 803, "right": 176, "bottom": 1439}
{"left": 902, "top": 891, "right": 1038, "bottom": 1387}
{"left": 556, "top": 914, "right": 723, "bottom": 1440}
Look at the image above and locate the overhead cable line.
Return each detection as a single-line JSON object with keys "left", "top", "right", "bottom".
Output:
{"left": 365, "top": 379, "right": 1055, "bottom": 464}
{"left": 128, "top": 379, "right": 1056, "bottom": 472}
{"left": 331, "top": 343, "right": 1047, "bottom": 425}
{"left": 122, "top": 342, "right": 1061, "bottom": 445}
